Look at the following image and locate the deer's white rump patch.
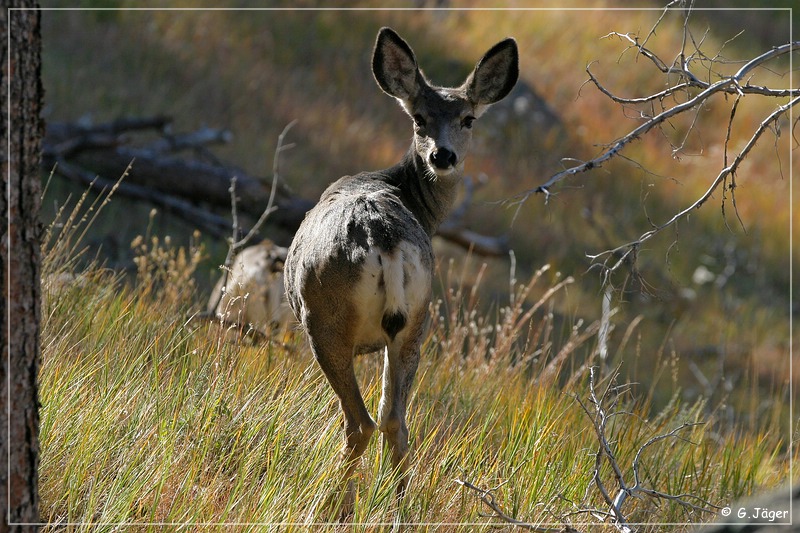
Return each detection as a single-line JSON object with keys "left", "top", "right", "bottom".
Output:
{"left": 352, "top": 240, "right": 431, "bottom": 348}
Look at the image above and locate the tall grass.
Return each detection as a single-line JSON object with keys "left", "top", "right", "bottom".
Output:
{"left": 38, "top": 191, "right": 792, "bottom": 532}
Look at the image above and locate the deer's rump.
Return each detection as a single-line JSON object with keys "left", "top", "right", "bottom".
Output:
{"left": 284, "top": 175, "right": 434, "bottom": 354}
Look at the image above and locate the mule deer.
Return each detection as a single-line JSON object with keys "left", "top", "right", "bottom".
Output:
{"left": 284, "top": 27, "right": 518, "bottom": 514}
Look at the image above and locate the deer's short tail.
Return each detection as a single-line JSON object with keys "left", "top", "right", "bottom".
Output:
{"left": 380, "top": 250, "right": 407, "bottom": 341}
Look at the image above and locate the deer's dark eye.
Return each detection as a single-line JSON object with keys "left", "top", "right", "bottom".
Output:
{"left": 412, "top": 114, "right": 427, "bottom": 129}
{"left": 462, "top": 116, "right": 476, "bottom": 129}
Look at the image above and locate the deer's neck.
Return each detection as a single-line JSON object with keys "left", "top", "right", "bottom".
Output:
{"left": 380, "top": 147, "right": 459, "bottom": 237}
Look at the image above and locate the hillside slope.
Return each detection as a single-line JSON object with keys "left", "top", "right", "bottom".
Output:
{"left": 39, "top": 2, "right": 795, "bottom": 399}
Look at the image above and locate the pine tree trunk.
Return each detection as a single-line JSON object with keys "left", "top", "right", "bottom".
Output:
{"left": 1, "top": 1, "right": 43, "bottom": 531}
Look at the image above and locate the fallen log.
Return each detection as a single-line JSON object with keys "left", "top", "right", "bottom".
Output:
{"left": 42, "top": 116, "right": 509, "bottom": 256}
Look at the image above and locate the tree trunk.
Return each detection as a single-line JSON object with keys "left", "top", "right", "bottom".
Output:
{"left": 1, "top": 1, "right": 43, "bottom": 531}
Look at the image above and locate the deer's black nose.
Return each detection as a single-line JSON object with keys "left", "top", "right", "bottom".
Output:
{"left": 430, "top": 148, "right": 457, "bottom": 169}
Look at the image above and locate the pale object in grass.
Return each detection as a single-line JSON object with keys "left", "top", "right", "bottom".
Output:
{"left": 207, "top": 240, "right": 292, "bottom": 337}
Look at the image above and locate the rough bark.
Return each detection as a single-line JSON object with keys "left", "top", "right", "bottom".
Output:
{"left": 1, "top": 1, "right": 43, "bottom": 530}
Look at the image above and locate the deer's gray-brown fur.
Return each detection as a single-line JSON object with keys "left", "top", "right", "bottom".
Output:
{"left": 284, "top": 27, "right": 518, "bottom": 516}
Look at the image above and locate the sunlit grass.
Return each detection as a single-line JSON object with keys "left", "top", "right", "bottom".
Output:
{"left": 38, "top": 196, "right": 792, "bottom": 531}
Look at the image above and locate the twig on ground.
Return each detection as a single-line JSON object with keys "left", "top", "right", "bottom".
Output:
{"left": 454, "top": 477, "right": 578, "bottom": 532}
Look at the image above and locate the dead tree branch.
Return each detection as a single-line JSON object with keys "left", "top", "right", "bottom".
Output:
{"left": 42, "top": 116, "right": 313, "bottom": 241}
{"left": 50, "top": 158, "right": 234, "bottom": 239}
{"left": 526, "top": 40, "right": 797, "bottom": 201}
{"left": 509, "top": 1, "right": 797, "bottom": 279}
{"left": 203, "top": 120, "right": 296, "bottom": 319}
{"left": 571, "top": 367, "right": 721, "bottom": 531}
{"left": 585, "top": 95, "right": 797, "bottom": 281}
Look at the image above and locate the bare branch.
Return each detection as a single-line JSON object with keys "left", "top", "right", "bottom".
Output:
{"left": 515, "top": 40, "right": 798, "bottom": 206}
{"left": 458, "top": 363, "right": 722, "bottom": 531}
{"left": 206, "top": 120, "right": 297, "bottom": 317}
{"left": 640, "top": 0, "right": 684, "bottom": 60}
{"left": 454, "top": 477, "right": 578, "bottom": 532}
{"left": 233, "top": 119, "right": 296, "bottom": 251}
{"left": 608, "top": 31, "right": 669, "bottom": 73}
{"left": 721, "top": 95, "right": 746, "bottom": 234}
{"left": 573, "top": 367, "right": 723, "bottom": 529}
{"left": 586, "top": 64, "right": 693, "bottom": 105}
{"left": 586, "top": 96, "right": 797, "bottom": 275}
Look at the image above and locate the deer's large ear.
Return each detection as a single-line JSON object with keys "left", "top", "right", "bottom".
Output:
{"left": 464, "top": 38, "right": 519, "bottom": 108}
{"left": 372, "top": 27, "right": 421, "bottom": 102}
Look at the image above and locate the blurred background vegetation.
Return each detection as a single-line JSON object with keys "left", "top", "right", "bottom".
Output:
{"left": 38, "top": 1, "right": 795, "bottom": 420}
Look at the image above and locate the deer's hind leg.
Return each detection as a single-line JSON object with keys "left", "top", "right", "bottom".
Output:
{"left": 378, "top": 307, "right": 426, "bottom": 498}
{"left": 306, "top": 328, "right": 377, "bottom": 518}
